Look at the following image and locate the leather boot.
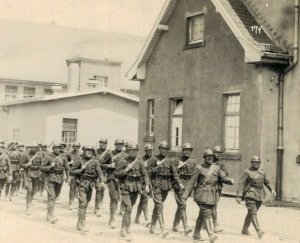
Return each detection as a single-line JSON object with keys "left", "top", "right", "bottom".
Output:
{"left": 149, "top": 211, "right": 159, "bottom": 235}
{"left": 158, "top": 214, "right": 169, "bottom": 238}
{"left": 135, "top": 203, "right": 143, "bottom": 224}
{"left": 50, "top": 207, "right": 58, "bottom": 224}
{"left": 241, "top": 214, "right": 251, "bottom": 235}
{"left": 204, "top": 218, "right": 218, "bottom": 243}
{"left": 46, "top": 207, "right": 51, "bottom": 221}
{"left": 212, "top": 209, "right": 223, "bottom": 233}
{"left": 81, "top": 213, "right": 89, "bottom": 232}
{"left": 172, "top": 208, "right": 182, "bottom": 232}
{"left": 251, "top": 215, "right": 264, "bottom": 238}
{"left": 143, "top": 204, "right": 150, "bottom": 226}
{"left": 182, "top": 212, "right": 193, "bottom": 235}
{"left": 193, "top": 213, "right": 204, "bottom": 241}
{"left": 76, "top": 214, "right": 83, "bottom": 231}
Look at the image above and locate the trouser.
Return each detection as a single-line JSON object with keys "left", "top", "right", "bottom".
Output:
{"left": 95, "top": 184, "right": 105, "bottom": 211}
{"left": 120, "top": 191, "right": 139, "bottom": 233}
{"left": 5, "top": 170, "right": 20, "bottom": 199}
{"left": 173, "top": 188, "right": 190, "bottom": 229}
{"left": 38, "top": 174, "right": 46, "bottom": 195}
{"left": 151, "top": 187, "right": 169, "bottom": 229}
{"left": 69, "top": 177, "right": 78, "bottom": 205}
{"left": 0, "top": 178, "right": 7, "bottom": 197}
{"left": 193, "top": 203, "right": 215, "bottom": 239}
{"left": 107, "top": 180, "right": 120, "bottom": 222}
{"left": 26, "top": 177, "right": 39, "bottom": 209}
{"left": 47, "top": 181, "right": 62, "bottom": 214}
{"left": 136, "top": 192, "right": 149, "bottom": 221}
{"left": 16, "top": 170, "right": 24, "bottom": 193}
{"left": 211, "top": 190, "right": 221, "bottom": 226}
{"left": 78, "top": 184, "right": 93, "bottom": 216}
{"left": 244, "top": 199, "right": 262, "bottom": 232}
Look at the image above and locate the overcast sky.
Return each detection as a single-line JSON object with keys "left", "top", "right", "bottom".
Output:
{"left": 0, "top": 0, "right": 165, "bottom": 36}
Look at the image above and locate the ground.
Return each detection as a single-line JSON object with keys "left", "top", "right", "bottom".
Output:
{"left": 0, "top": 185, "right": 299, "bottom": 243}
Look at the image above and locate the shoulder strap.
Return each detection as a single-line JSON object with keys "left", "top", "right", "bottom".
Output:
{"left": 97, "top": 150, "right": 108, "bottom": 161}
{"left": 203, "top": 164, "right": 217, "bottom": 185}
{"left": 156, "top": 157, "right": 167, "bottom": 166}
{"left": 178, "top": 158, "right": 191, "bottom": 169}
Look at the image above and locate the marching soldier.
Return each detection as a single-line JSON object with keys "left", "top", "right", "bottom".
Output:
{"left": 16, "top": 143, "right": 25, "bottom": 195}
{"left": 94, "top": 138, "right": 110, "bottom": 217}
{"left": 114, "top": 143, "right": 150, "bottom": 241}
{"left": 40, "top": 143, "right": 70, "bottom": 223}
{"left": 70, "top": 145, "right": 105, "bottom": 232}
{"left": 134, "top": 143, "right": 152, "bottom": 225}
{"left": 182, "top": 149, "right": 235, "bottom": 243}
{"left": 5, "top": 141, "right": 21, "bottom": 201}
{"left": 101, "top": 138, "right": 128, "bottom": 229}
{"left": 0, "top": 142, "right": 12, "bottom": 198}
{"left": 68, "top": 142, "right": 81, "bottom": 210}
{"left": 236, "top": 155, "right": 276, "bottom": 239}
{"left": 20, "top": 144, "right": 43, "bottom": 215}
{"left": 172, "top": 143, "right": 197, "bottom": 235}
{"left": 148, "top": 141, "right": 183, "bottom": 237}
{"left": 38, "top": 143, "right": 49, "bottom": 197}
{"left": 211, "top": 145, "right": 229, "bottom": 233}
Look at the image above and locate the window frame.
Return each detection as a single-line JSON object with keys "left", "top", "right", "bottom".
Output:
{"left": 169, "top": 97, "right": 183, "bottom": 151}
{"left": 23, "top": 87, "right": 36, "bottom": 99}
{"left": 62, "top": 118, "right": 78, "bottom": 149}
{"left": 147, "top": 99, "right": 155, "bottom": 135}
{"left": 5, "top": 86, "right": 18, "bottom": 101}
{"left": 44, "top": 88, "right": 53, "bottom": 95}
{"left": 185, "top": 10, "right": 206, "bottom": 49}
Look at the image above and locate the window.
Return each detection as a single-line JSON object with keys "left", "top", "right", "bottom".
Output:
{"left": 44, "top": 88, "right": 53, "bottom": 95}
{"left": 62, "top": 118, "right": 77, "bottom": 148}
{"left": 224, "top": 94, "right": 240, "bottom": 152}
{"left": 170, "top": 98, "right": 183, "bottom": 150}
{"left": 13, "top": 129, "right": 20, "bottom": 142}
{"left": 5, "top": 86, "right": 17, "bottom": 101}
{"left": 186, "top": 13, "right": 205, "bottom": 47}
{"left": 147, "top": 99, "right": 155, "bottom": 134}
{"left": 94, "top": 76, "right": 108, "bottom": 88}
{"left": 24, "top": 87, "right": 35, "bottom": 99}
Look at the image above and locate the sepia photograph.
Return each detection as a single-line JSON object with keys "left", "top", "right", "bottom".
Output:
{"left": 0, "top": 0, "right": 299, "bottom": 242}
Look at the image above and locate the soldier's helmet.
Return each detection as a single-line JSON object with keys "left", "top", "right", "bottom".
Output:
{"left": 11, "top": 140, "right": 18, "bottom": 145}
{"left": 17, "top": 143, "right": 24, "bottom": 148}
{"left": 114, "top": 138, "right": 124, "bottom": 145}
{"left": 30, "top": 143, "right": 39, "bottom": 149}
{"left": 0, "top": 143, "right": 4, "bottom": 148}
{"left": 36, "top": 141, "right": 42, "bottom": 146}
{"left": 125, "top": 141, "right": 130, "bottom": 147}
{"left": 72, "top": 142, "right": 81, "bottom": 147}
{"left": 60, "top": 142, "right": 66, "bottom": 147}
{"left": 203, "top": 149, "right": 214, "bottom": 158}
{"left": 182, "top": 143, "right": 193, "bottom": 150}
{"left": 83, "top": 145, "right": 95, "bottom": 151}
{"left": 99, "top": 138, "right": 108, "bottom": 143}
{"left": 41, "top": 143, "right": 47, "bottom": 147}
{"left": 0, "top": 139, "right": 4, "bottom": 144}
{"left": 158, "top": 141, "right": 169, "bottom": 149}
{"left": 127, "top": 143, "right": 139, "bottom": 151}
{"left": 250, "top": 155, "right": 261, "bottom": 162}
{"left": 213, "top": 146, "right": 222, "bottom": 153}
{"left": 52, "top": 143, "right": 61, "bottom": 149}
{"left": 144, "top": 143, "right": 153, "bottom": 151}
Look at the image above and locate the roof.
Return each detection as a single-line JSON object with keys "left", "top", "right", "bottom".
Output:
{"left": 127, "top": 0, "right": 293, "bottom": 80}
{"left": 0, "top": 78, "right": 67, "bottom": 87}
{"left": 0, "top": 88, "right": 139, "bottom": 107}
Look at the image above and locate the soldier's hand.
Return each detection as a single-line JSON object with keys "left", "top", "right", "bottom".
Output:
{"left": 126, "top": 164, "right": 132, "bottom": 172}
{"left": 28, "top": 161, "right": 32, "bottom": 166}
{"left": 81, "top": 164, "right": 87, "bottom": 170}
{"left": 7, "top": 175, "right": 12, "bottom": 183}
{"left": 271, "top": 190, "right": 277, "bottom": 197}
{"left": 51, "top": 162, "right": 55, "bottom": 167}
{"left": 109, "top": 163, "right": 116, "bottom": 168}
{"left": 179, "top": 183, "right": 185, "bottom": 190}
{"left": 236, "top": 197, "right": 242, "bottom": 204}
{"left": 145, "top": 185, "right": 150, "bottom": 193}
{"left": 230, "top": 178, "right": 235, "bottom": 185}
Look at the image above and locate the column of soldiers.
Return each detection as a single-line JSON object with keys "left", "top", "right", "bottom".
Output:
{"left": 0, "top": 138, "right": 276, "bottom": 243}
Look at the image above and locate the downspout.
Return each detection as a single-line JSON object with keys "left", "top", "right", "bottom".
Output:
{"left": 276, "top": 0, "right": 299, "bottom": 201}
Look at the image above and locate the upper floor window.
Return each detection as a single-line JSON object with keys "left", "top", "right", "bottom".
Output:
{"left": 147, "top": 99, "right": 155, "bottom": 134}
{"left": 170, "top": 98, "right": 183, "bottom": 150}
{"left": 94, "top": 76, "right": 108, "bottom": 88}
{"left": 185, "top": 11, "right": 205, "bottom": 49}
{"left": 5, "top": 86, "right": 17, "bottom": 101}
{"left": 44, "top": 88, "right": 53, "bottom": 95}
{"left": 224, "top": 94, "right": 240, "bottom": 152}
{"left": 24, "top": 87, "right": 35, "bottom": 99}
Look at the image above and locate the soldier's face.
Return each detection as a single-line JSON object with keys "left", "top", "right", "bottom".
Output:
{"left": 128, "top": 149, "right": 138, "bottom": 158}
{"left": 11, "top": 144, "right": 17, "bottom": 150}
{"left": 84, "top": 149, "right": 94, "bottom": 158}
{"left": 115, "top": 144, "right": 124, "bottom": 151}
{"left": 145, "top": 150, "right": 152, "bottom": 157}
{"left": 30, "top": 147, "right": 37, "bottom": 154}
{"left": 214, "top": 152, "right": 221, "bottom": 159}
{"left": 99, "top": 142, "right": 107, "bottom": 149}
{"left": 182, "top": 149, "right": 192, "bottom": 157}
{"left": 159, "top": 147, "right": 168, "bottom": 157}
{"left": 42, "top": 146, "right": 47, "bottom": 151}
{"left": 251, "top": 161, "right": 261, "bottom": 169}
{"left": 53, "top": 147, "right": 61, "bottom": 155}
{"left": 205, "top": 155, "right": 214, "bottom": 165}
{"left": 0, "top": 147, "right": 4, "bottom": 154}
{"left": 73, "top": 146, "right": 80, "bottom": 152}
{"left": 18, "top": 146, "right": 25, "bottom": 152}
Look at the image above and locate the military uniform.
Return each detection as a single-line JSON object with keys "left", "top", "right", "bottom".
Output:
{"left": 236, "top": 162, "right": 274, "bottom": 238}
{"left": 101, "top": 149, "right": 128, "bottom": 227}
{"left": 6, "top": 148, "right": 22, "bottom": 200}
{"left": 148, "top": 153, "right": 181, "bottom": 236}
{"left": 68, "top": 150, "right": 81, "bottom": 209}
{"left": 135, "top": 154, "right": 151, "bottom": 224}
{"left": 40, "top": 151, "right": 70, "bottom": 223}
{"left": 114, "top": 146, "right": 149, "bottom": 240}
{"left": 182, "top": 156, "right": 234, "bottom": 242}
{"left": 94, "top": 147, "right": 110, "bottom": 216}
{"left": 70, "top": 150, "right": 105, "bottom": 232}
{"left": 38, "top": 147, "right": 49, "bottom": 196}
{"left": 20, "top": 148, "right": 43, "bottom": 214}
{"left": 172, "top": 155, "right": 197, "bottom": 234}
{"left": 0, "top": 151, "right": 12, "bottom": 197}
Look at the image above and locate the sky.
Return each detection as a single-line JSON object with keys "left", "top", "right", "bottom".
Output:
{"left": 0, "top": 0, "right": 166, "bottom": 36}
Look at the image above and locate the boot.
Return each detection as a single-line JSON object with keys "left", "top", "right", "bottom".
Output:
{"left": 50, "top": 207, "right": 58, "bottom": 224}
{"left": 241, "top": 214, "right": 252, "bottom": 235}
{"left": 182, "top": 212, "right": 193, "bottom": 235}
{"left": 143, "top": 204, "right": 150, "bottom": 226}
{"left": 135, "top": 203, "right": 143, "bottom": 224}
{"left": 46, "top": 208, "right": 51, "bottom": 221}
{"left": 76, "top": 214, "right": 83, "bottom": 231}
{"left": 110, "top": 218, "right": 117, "bottom": 229}
{"left": 204, "top": 218, "right": 218, "bottom": 243}
{"left": 172, "top": 208, "right": 182, "bottom": 233}
{"left": 252, "top": 215, "right": 265, "bottom": 238}
{"left": 193, "top": 213, "right": 204, "bottom": 241}
{"left": 212, "top": 209, "right": 223, "bottom": 233}
{"left": 158, "top": 214, "right": 169, "bottom": 238}
{"left": 149, "top": 210, "right": 160, "bottom": 235}
{"left": 81, "top": 213, "right": 89, "bottom": 232}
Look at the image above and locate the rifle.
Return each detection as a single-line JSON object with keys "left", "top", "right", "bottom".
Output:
{"left": 47, "top": 140, "right": 55, "bottom": 149}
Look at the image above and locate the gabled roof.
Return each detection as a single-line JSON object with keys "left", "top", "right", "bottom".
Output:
{"left": 0, "top": 88, "right": 139, "bottom": 107}
{"left": 127, "top": 0, "right": 293, "bottom": 80}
